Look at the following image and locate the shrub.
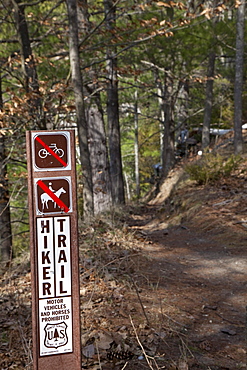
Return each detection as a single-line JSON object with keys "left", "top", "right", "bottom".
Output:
{"left": 185, "top": 153, "right": 242, "bottom": 185}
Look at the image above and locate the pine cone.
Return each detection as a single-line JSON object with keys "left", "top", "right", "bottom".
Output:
{"left": 107, "top": 349, "right": 134, "bottom": 361}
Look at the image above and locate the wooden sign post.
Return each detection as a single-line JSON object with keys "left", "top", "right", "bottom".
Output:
{"left": 26, "top": 130, "right": 81, "bottom": 369}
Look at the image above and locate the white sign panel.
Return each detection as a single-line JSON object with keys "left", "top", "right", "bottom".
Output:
{"left": 39, "top": 297, "right": 73, "bottom": 356}
{"left": 37, "top": 216, "right": 73, "bottom": 356}
{"left": 37, "top": 218, "right": 55, "bottom": 298}
{"left": 54, "top": 217, "right": 71, "bottom": 297}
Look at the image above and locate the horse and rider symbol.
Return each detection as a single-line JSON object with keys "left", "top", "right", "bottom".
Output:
{"left": 36, "top": 178, "right": 71, "bottom": 214}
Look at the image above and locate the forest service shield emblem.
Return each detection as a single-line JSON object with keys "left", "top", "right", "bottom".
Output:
{"left": 44, "top": 322, "right": 68, "bottom": 348}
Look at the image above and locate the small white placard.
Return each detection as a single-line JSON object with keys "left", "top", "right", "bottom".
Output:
{"left": 39, "top": 296, "right": 73, "bottom": 356}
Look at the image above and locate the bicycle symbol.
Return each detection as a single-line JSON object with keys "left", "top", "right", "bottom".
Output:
{"left": 38, "top": 143, "right": 64, "bottom": 159}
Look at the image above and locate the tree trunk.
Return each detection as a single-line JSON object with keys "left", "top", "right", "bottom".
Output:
{"left": 0, "top": 134, "right": 12, "bottom": 265}
{"left": 176, "top": 78, "right": 189, "bottom": 130}
{"left": 155, "top": 67, "right": 175, "bottom": 178}
{"left": 0, "top": 75, "right": 12, "bottom": 265}
{"left": 155, "top": 72, "right": 165, "bottom": 167}
{"left": 104, "top": 0, "right": 125, "bottom": 204}
{"left": 234, "top": 0, "right": 245, "bottom": 154}
{"left": 78, "top": 0, "right": 113, "bottom": 213}
{"left": 159, "top": 69, "right": 175, "bottom": 178}
{"left": 202, "top": 50, "right": 215, "bottom": 149}
{"left": 12, "top": 0, "right": 44, "bottom": 129}
{"left": 87, "top": 106, "right": 112, "bottom": 214}
{"left": 134, "top": 91, "right": 140, "bottom": 198}
{"left": 66, "top": 0, "right": 94, "bottom": 219}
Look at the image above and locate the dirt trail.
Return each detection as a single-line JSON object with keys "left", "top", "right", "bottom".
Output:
{"left": 126, "top": 157, "right": 247, "bottom": 369}
{"left": 128, "top": 208, "right": 247, "bottom": 368}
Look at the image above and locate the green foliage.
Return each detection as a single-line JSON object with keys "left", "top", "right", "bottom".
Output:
{"left": 7, "top": 138, "right": 29, "bottom": 256}
{"left": 185, "top": 153, "right": 242, "bottom": 185}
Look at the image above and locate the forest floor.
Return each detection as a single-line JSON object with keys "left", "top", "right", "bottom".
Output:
{"left": 0, "top": 131, "right": 247, "bottom": 369}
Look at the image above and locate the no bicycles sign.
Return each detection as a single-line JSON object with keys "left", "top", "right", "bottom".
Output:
{"left": 32, "top": 132, "right": 71, "bottom": 171}
{"left": 26, "top": 130, "right": 81, "bottom": 370}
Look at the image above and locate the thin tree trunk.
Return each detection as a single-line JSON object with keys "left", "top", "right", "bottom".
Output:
{"left": 0, "top": 135, "right": 12, "bottom": 265}
{"left": 66, "top": 0, "right": 94, "bottom": 219}
{"left": 176, "top": 78, "right": 189, "bottom": 130}
{"left": 12, "top": 0, "right": 44, "bottom": 128}
{"left": 104, "top": 0, "right": 125, "bottom": 204}
{"left": 0, "top": 74, "right": 12, "bottom": 265}
{"left": 124, "top": 172, "right": 131, "bottom": 201}
{"left": 161, "top": 69, "right": 175, "bottom": 178}
{"left": 202, "top": 50, "right": 216, "bottom": 149}
{"left": 155, "top": 71, "right": 165, "bottom": 167}
{"left": 134, "top": 91, "right": 140, "bottom": 198}
{"left": 234, "top": 0, "right": 245, "bottom": 154}
{"left": 155, "top": 68, "right": 175, "bottom": 178}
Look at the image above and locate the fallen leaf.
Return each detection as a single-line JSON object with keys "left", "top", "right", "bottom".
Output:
{"left": 82, "top": 343, "right": 95, "bottom": 358}
{"left": 97, "top": 332, "right": 113, "bottom": 350}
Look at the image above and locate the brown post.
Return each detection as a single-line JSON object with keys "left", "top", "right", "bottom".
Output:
{"left": 26, "top": 130, "right": 81, "bottom": 369}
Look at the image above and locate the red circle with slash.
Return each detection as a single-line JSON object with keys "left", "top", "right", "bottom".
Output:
{"left": 34, "top": 134, "right": 68, "bottom": 169}
{"left": 37, "top": 179, "right": 71, "bottom": 214}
